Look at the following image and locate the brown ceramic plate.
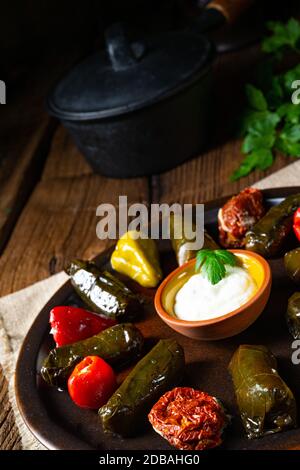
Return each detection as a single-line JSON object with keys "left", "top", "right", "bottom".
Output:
{"left": 15, "top": 187, "right": 300, "bottom": 450}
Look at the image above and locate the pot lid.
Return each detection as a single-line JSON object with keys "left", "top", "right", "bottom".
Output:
{"left": 47, "top": 24, "right": 214, "bottom": 121}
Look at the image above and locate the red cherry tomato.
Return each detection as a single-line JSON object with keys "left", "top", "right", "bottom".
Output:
{"left": 50, "top": 306, "right": 117, "bottom": 347}
{"left": 294, "top": 208, "right": 300, "bottom": 242}
{"left": 68, "top": 356, "right": 117, "bottom": 409}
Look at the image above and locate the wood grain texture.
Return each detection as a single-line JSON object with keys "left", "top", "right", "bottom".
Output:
{"left": 0, "top": 367, "right": 21, "bottom": 450}
{"left": 0, "top": 128, "right": 149, "bottom": 296}
{"left": 0, "top": 82, "right": 53, "bottom": 255}
{"left": 0, "top": 119, "right": 55, "bottom": 254}
{"left": 152, "top": 141, "right": 294, "bottom": 205}
{"left": 41, "top": 126, "right": 92, "bottom": 180}
{"left": 0, "top": 46, "right": 94, "bottom": 256}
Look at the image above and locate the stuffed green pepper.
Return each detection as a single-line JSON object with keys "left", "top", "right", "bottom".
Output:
{"left": 41, "top": 323, "right": 144, "bottom": 388}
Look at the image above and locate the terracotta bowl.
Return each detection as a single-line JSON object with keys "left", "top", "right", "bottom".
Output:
{"left": 154, "top": 250, "right": 272, "bottom": 340}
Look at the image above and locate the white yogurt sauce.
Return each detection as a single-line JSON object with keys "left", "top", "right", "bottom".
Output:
{"left": 174, "top": 266, "right": 256, "bottom": 321}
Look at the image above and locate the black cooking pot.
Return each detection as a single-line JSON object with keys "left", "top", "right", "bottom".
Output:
{"left": 47, "top": 1, "right": 254, "bottom": 178}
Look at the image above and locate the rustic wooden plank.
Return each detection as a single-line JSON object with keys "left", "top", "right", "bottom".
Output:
{"left": 151, "top": 141, "right": 294, "bottom": 205}
{"left": 152, "top": 47, "right": 294, "bottom": 205}
{"left": 41, "top": 126, "right": 92, "bottom": 180}
{"left": 0, "top": 367, "right": 21, "bottom": 450}
{"left": 0, "top": 46, "right": 94, "bottom": 255}
{"left": 0, "top": 128, "right": 149, "bottom": 296}
{"left": 0, "top": 83, "right": 53, "bottom": 254}
{"left": 0, "top": 119, "right": 56, "bottom": 253}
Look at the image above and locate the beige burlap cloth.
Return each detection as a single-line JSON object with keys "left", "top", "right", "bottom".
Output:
{"left": 0, "top": 160, "right": 300, "bottom": 450}
{"left": 0, "top": 272, "right": 68, "bottom": 450}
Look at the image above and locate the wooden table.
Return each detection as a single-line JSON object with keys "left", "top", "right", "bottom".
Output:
{"left": 0, "top": 44, "right": 295, "bottom": 450}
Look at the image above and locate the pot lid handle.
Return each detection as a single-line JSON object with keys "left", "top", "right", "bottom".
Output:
{"left": 105, "top": 23, "right": 139, "bottom": 72}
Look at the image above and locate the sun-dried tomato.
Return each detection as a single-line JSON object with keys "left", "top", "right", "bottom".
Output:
{"left": 218, "top": 187, "right": 265, "bottom": 248}
{"left": 148, "top": 387, "right": 228, "bottom": 450}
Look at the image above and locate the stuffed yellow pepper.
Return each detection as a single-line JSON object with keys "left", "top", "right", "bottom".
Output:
{"left": 111, "top": 231, "right": 162, "bottom": 288}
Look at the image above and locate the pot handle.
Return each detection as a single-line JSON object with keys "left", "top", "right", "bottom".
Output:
{"left": 207, "top": 0, "right": 255, "bottom": 24}
{"left": 105, "top": 23, "right": 142, "bottom": 72}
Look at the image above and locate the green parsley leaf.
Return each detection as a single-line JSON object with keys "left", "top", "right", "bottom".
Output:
{"left": 195, "top": 249, "right": 212, "bottom": 272}
{"left": 256, "top": 148, "right": 274, "bottom": 170}
{"left": 236, "top": 109, "right": 278, "bottom": 174}
{"left": 231, "top": 148, "right": 273, "bottom": 181}
{"left": 283, "top": 64, "right": 300, "bottom": 93}
{"left": 280, "top": 123, "right": 300, "bottom": 143}
{"left": 276, "top": 123, "right": 300, "bottom": 157}
{"left": 230, "top": 153, "right": 258, "bottom": 181}
{"left": 265, "top": 76, "right": 284, "bottom": 108}
{"left": 202, "top": 257, "right": 226, "bottom": 285}
{"left": 241, "top": 132, "right": 275, "bottom": 154}
{"left": 195, "top": 249, "right": 237, "bottom": 285}
{"left": 277, "top": 103, "right": 300, "bottom": 123}
{"left": 247, "top": 112, "right": 280, "bottom": 135}
{"left": 239, "top": 111, "right": 266, "bottom": 136}
{"left": 287, "top": 17, "right": 300, "bottom": 45}
{"left": 262, "top": 18, "right": 300, "bottom": 57}
{"left": 276, "top": 138, "right": 300, "bottom": 157}
{"left": 213, "top": 250, "right": 237, "bottom": 266}
{"left": 246, "top": 84, "right": 268, "bottom": 111}
{"left": 239, "top": 110, "right": 280, "bottom": 137}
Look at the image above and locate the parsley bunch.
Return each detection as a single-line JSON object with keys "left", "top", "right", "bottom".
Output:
{"left": 231, "top": 18, "right": 300, "bottom": 181}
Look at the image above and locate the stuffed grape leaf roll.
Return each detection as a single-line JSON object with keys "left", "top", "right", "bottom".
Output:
{"left": 41, "top": 323, "right": 144, "bottom": 388}
{"left": 229, "top": 345, "right": 297, "bottom": 439}
{"left": 99, "top": 339, "right": 185, "bottom": 436}
{"left": 169, "top": 214, "right": 218, "bottom": 266}
{"left": 285, "top": 248, "right": 300, "bottom": 286}
{"left": 287, "top": 292, "right": 300, "bottom": 339}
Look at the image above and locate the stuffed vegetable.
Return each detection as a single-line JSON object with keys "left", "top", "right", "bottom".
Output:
{"left": 218, "top": 188, "right": 265, "bottom": 248}
{"left": 148, "top": 387, "right": 229, "bottom": 450}
{"left": 284, "top": 248, "right": 300, "bottom": 285}
{"left": 65, "top": 259, "right": 140, "bottom": 320}
{"left": 111, "top": 230, "right": 162, "bottom": 288}
{"left": 170, "top": 214, "right": 218, "bottom": 266}
{"left": 41, "top": 323, "right": 144, "bottom": 388}
{"left": 287, "top": 292, "right": 300, "bottom": 339}
{"left": 229, "top": 344, "right": 297, "bottom": 439}
{"left": 99, "top": 339, "right": 185, "bottom": 437}
{"left": 245, "top": 193, "right": 300, "bottom": 258}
